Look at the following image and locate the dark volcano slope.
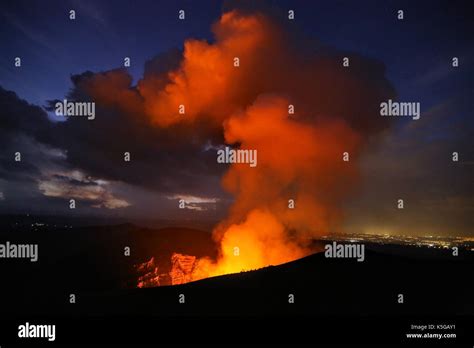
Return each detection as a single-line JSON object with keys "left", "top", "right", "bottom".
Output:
{"left": 3, "top": 245, "right": 472, "bottom": 345}
{"left": 71, "top": 246, "right": 474, "bottom": 317}
{"left": 0, "top": 223, "right": 217, "bottom": 316}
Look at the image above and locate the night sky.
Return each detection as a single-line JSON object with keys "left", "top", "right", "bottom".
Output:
{"left": 0, "top": 0, "right": 473, "bottom": 236}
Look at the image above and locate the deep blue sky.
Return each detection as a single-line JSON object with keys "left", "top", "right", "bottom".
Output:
{"left": 1, "top": 0, "right": 472, "bottom": 107}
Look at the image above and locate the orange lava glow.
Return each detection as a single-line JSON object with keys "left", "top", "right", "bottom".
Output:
{"left": 192, "top": 209, "right": 310, "bottom": 280}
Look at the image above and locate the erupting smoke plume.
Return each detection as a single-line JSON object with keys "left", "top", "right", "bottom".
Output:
{"left": 84, "top": 9, "right": 395, "bottom": 282}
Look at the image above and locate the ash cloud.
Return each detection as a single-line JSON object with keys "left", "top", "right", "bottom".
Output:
{"left": 0, "top": 9, "right": 396, "bottom": 228}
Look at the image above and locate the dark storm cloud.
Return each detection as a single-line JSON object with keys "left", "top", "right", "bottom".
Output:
{"left": 0, "top": 55, "right": 228, "bottom": 212}
{"left": 41, "top": 70, "right": 226, "bottom": 197}
{"left": 0, "top": 86, "right": 136, "bottom": 212}
{"left": 0, "top": 87, "right": 58, "bottom": 181}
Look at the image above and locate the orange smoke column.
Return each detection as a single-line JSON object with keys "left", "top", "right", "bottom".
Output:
{"left": 84, "top": 10, "right": 394, "bottom": 284}
{"left": 192, "top": 95, "right": 361, "bottom": 279}
{"left": 138, "top": 11, "right": 285, "bottom": 128}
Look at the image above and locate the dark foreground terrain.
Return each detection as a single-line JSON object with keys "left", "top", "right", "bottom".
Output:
{"left": 0, "top": 221, "right": 473, "bottom": 344}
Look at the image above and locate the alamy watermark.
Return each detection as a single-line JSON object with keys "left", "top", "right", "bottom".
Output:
{"left": 55, "top": 99, "right": 95, "bottom": 120}
{"left": 18, "top": 322, "right": 55, "bottom": 341}
{"left": 217, "top": 146, "right": 257, "bottom": 167}
{"left": 0, "top": 241, "right": 38, "bottom": 262}
{"left": 380, "top": 99, "right": 420, "bottom": 120}
{"left": 324, "top": 241, "right": 365, "bottom": 262}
